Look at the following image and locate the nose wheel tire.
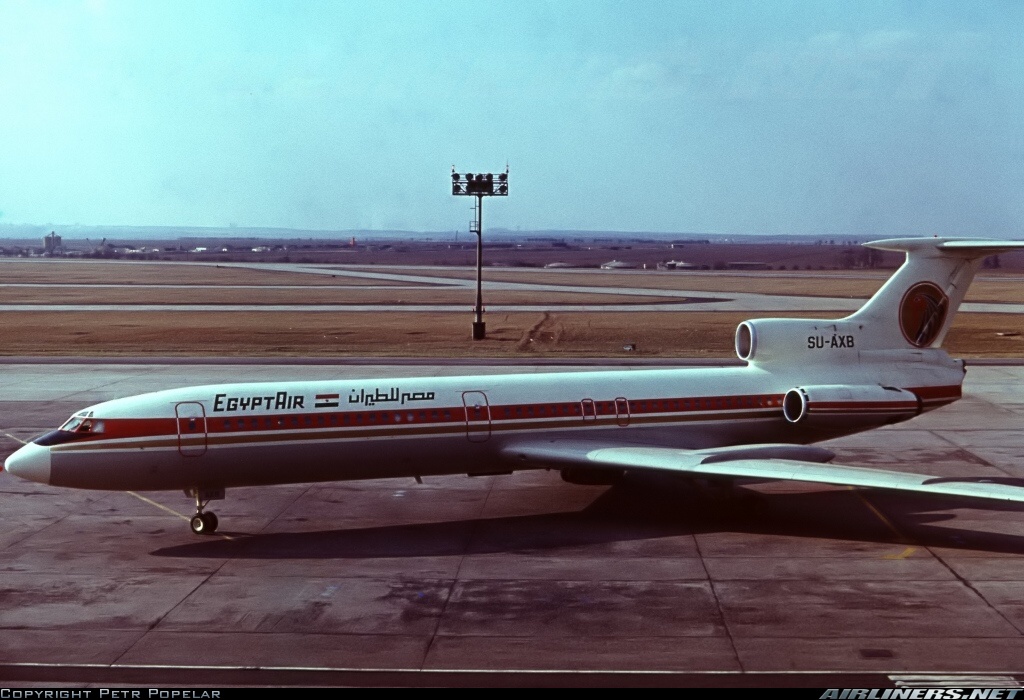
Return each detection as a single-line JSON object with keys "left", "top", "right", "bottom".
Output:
{"left": 190, "top": 511, "right": 219, "bottom": 535}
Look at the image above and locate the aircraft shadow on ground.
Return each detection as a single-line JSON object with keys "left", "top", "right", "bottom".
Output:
{"left": 151, "top": 471, "right": 1024, "bottom": 560}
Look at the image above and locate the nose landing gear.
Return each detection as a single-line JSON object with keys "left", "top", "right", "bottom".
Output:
{"left": 190, "top": 511, "right": 219, "bottom": 535}
{"left": 186, "top": 487, "right": 225, "bottom": 535}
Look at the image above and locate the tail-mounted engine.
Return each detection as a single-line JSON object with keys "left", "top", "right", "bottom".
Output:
{"left": 782, "top": 384, "right": 920, "bottom": 429}
{"left": 736, "top": 319, "right": 862, "bottom": 365}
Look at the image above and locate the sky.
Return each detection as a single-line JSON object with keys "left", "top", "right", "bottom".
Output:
{"left": 1, "top": 0, "right": 1022, "bottom": 237}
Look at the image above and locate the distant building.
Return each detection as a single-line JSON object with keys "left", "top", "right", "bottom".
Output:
{"left": 43, "top": 231, "right": 62, "bottom": 254}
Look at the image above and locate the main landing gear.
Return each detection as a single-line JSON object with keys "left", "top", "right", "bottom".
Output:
{"left": 186, "top": 487, "right": 225, "bottom": 535}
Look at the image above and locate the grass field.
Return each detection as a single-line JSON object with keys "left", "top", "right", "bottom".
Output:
{"left": 0, "top": 259, "right": 1020, "bottom": 358}
{"left": 1, "top": 310, "right": 1019, "bottom": 358}
{"left": 0, "top": 260, "right": 408, "bottom": 287}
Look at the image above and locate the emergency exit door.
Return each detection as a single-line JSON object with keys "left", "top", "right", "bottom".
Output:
{"left": 462, "top": 391, "right": 491, "bottom": 442}
{"left": 175, "top": 402, "right": 208, "bottom": 457}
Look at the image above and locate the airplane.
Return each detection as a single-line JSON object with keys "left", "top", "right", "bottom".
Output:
{"left": 5, "top": 237, "right": 1024, "bottom": 536}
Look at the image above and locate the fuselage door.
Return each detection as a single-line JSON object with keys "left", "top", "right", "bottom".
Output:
{"left": 462, "top": 391, "right": 491, "bottom": 442}
{"left": 614, "top": 397, "right": 631, "bottom": 427}
{"left": 175, "top": 402, "right": 208, "bottom": 457}
{"left": 580, "top": 398, "right": 597, "bottom": 421}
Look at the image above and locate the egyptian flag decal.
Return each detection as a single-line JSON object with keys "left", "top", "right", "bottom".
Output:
{"left": 315, "top": 393, "right": 340, "bottom": 408}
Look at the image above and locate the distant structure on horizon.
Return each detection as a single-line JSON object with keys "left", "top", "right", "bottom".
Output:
{"left": 43, "top": 231, "right": 62, "bottom": 255}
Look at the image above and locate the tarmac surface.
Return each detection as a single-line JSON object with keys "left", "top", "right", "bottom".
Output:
{"left": 2, "top": 361, "right": 1024, "bottom": 687}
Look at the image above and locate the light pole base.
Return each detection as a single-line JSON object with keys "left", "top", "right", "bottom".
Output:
{"left": 472, "top": 321, "right": 486, "bottom": 340}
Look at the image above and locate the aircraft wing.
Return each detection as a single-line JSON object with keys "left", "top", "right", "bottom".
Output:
{"left": 500, "top": 440, "right": 1024, "bottom": 504}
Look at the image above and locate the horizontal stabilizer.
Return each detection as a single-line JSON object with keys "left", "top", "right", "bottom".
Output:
{"left": 866, "top": 238, "right": 1024, "bottom": 256}
{"left": 844, "top": 237, "right": 1024, "bottom": 350}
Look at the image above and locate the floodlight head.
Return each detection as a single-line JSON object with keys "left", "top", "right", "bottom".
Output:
{"left": 450, "top": 167, "right": 507, "bottom": 196}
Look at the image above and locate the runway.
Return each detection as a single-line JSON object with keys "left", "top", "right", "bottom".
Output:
{"left": 2, "top": 361, "right": 1024, "bottom": 686}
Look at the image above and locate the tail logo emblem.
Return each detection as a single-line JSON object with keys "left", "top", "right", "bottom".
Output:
{"left": 899, "top": 282, "right": 948, "bottom": 347}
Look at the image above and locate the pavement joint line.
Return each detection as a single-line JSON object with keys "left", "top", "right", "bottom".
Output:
{"left": 692, "top": 526, "right": 744, "bottom": 672}
{"left": 422, "top": 477, "right": 495, "bottom": 668}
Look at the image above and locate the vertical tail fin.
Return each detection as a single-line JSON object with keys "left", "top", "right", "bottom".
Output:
{"left": 847, "top": 238, "right": 1024, "bottom": 350}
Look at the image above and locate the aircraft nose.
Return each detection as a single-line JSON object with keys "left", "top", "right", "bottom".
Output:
{"left": 4, "top": 442, "right": 52, "bottom": 485}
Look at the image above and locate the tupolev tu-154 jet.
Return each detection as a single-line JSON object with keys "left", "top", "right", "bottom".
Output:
{"left": 5, "top": 237, "right": 1024, "bottom": 535}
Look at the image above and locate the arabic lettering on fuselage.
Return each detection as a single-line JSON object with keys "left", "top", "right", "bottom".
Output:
{"left": 211, "top": 387, "right": 436, "bottom": 413}
{"left": 348, "top": 387, "right": 436, "bottom": 407}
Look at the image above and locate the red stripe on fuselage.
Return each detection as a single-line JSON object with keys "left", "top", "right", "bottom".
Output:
{"left": 51, "top": 385, "right": 962, "bottom": 445}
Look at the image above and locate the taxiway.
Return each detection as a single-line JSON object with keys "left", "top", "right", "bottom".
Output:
{"left": 2, "top": 361, "right": 1024, "bottom": 686}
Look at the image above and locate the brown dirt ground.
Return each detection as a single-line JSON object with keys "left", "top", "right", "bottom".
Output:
{"left": 8, "top": 260, "right": 1023, "bottom": 303}
{"left": 0, "top": 260, "right": 407, "bottom": 287}
{"left": 0, "top": 310, "right": 1019, "bottom": 358}
{"left": 0, "top": 260, "right": 1019, "bottom": 358}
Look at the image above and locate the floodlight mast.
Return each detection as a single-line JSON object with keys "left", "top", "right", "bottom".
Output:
{"left": 451, "top": 167, "right": 509, "bottom": 340}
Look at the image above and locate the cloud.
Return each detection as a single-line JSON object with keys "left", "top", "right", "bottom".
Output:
{"left": 593, "top": 28, "right": 995, "bottom": 105}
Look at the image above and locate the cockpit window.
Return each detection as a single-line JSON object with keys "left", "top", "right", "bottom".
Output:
{"left": 59, "top": 413, "right": 103, "bottom": 434}
{"left": 35, "top": 412, "right": 105, "bottom": 447}
{"left": 60, "top": 417, "right": 83, "bottom": 432}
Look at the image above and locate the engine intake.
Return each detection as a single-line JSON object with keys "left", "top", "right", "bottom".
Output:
{"left": 783, "top": 384, "right": 920, "bottom": 428}
{"left": 736, "top": 318, "right": 863, "bottom": 364}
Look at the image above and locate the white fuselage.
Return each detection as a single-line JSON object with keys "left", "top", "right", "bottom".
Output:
{"left": 29, "top": 357, "right": 964, "bottom": 492}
